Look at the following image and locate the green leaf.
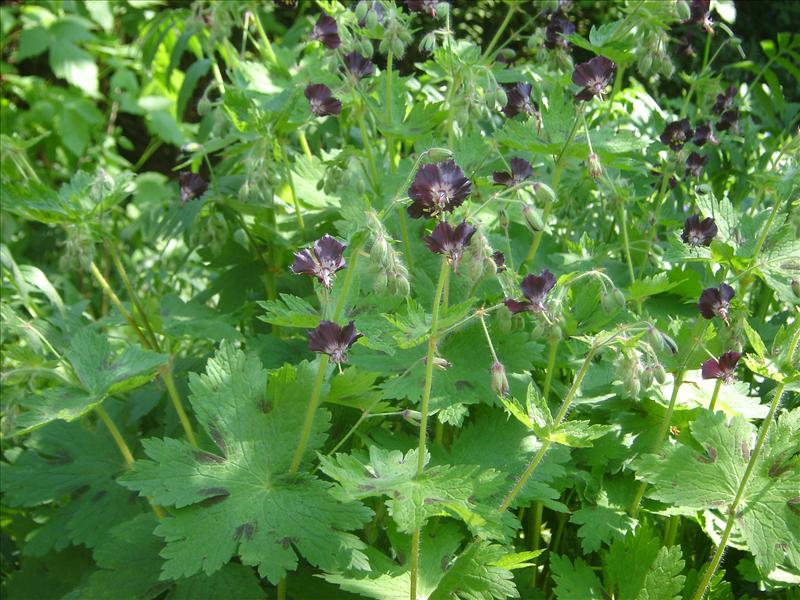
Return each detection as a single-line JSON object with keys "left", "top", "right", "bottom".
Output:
{"left": 120, "top": 344, "right": 371, "bottom": 583}
{"left": 48, "top": 24, "right": 98, "bottom": 96}
{"left": 635, "top": 410, "right": 800, "bottom": 572}
{"left": 1, "top": 419, "right": 145, "bottom": 553}
{"left": 605, "top": 528, "right": 685, "bottom": 600}
{"left": 18, "top": 25, "right": 50, "bottom": 60}
{"left": 258, "top": 294, "right": 321, "bottom": 329}
{"left": 550, "top": 554, "right": 603, "bottom": 600}
{"left": 325, "top": 523, "right": 520, "bottom": 600}
{"left": 628, "top": 273, "right": 682, "bottom": 302}
{"left": 549, "top": 420, "right": 614, "bottom": 448}
{"left": 177, "top": 58, "right": 211, "bottom": 120}
{"left": 743, "top": 321, "right": 767, "bottom": 358}
{"left": 320, "top": 446, "right": 506, "bottom": 538}
{"left": 570, "top": 503, "right": 637, "bottom": 553}
{"left": 13, "top": 329, "right": 166, "bottom": 435}
{"left": 695, "top": 192, "right": 739, "bottom": 250}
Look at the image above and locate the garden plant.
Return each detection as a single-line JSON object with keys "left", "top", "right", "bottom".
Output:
{"left": 1, "top": 0, "right": 799, "bottom": 599}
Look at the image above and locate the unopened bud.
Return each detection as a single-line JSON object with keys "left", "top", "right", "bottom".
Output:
{"left": 373, "top": 271, "right": 388, "bottom": 293}
{"left": 640, "top": 366, "right": 654, "bottom": 389}
{"left": 394, "top": 274, "right": 410, "bottom": 297}
{"left": 402, "top": 409, "right": 422, "bottom": 426}
{"left": 390, "top": 38, "right": 405, "bottom": 58}
{"left": 624, "top": 374, "right": 641, "bottom": 398}
{"left": 494, "top": 87, "right": 508, "bottom": 108}
{"left": 425, "top": 148, "right": 453, "bottom": 162}
{"left": 611, "top": 288, "right": 627, "bottom": 310}
{"left": 490, "top": 361, "right": 510, "bottom": 397}
{"left": 646, "top": 326, "right": 664, "bottom": 352}
{"left": 675, "top": 0, "right": 692, "bottom": 21}
{"left": 365, "top": 8, "right": 379, "bottom": 29}
{"left": 793, "top": 279, "right": 800, "bottom": 298}
{"left": 197, "top": 96, "right": 212, "bottom": 116}
{"left": 420, "top": 32, "right": 436, "bottom": 53}
{"left": 547, "top": 324, "right": 562, "bottom": 342}
{"left": 660, "top": 57, "right": 675, "bottom": 79}
{"left": 497, "top": 306, "right": 512, "bottom": 334}
{"left": 354, "top": 1, "right": 369, "bottom": 21}
{"left": 360, "top": 38, "right": 374, "bottom": 57}
{"left": 533, "top": 182, "right": 556, "bottom": 204}
{"left": 181, "top": 142, "right": 202, "bottom": 154}
{"left": 638, "top": 53, "right": 653, "bottom": 76}
{"left": 587, "top": 152, "right": 601, "bottom": 180}
{"left": 370, "top": 235, "right": 390, "bottom": 264}
{"left": 435, "top": 2, "right": 450, "bottom": 17}
{"left": 522, "top": 205, "right": 544, "bottom": 231}
{"left": 654, "top": 363, "right": 667, "bottom": 384}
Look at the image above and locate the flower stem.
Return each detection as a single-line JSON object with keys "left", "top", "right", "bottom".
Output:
{"left": 288, "top": 354, "right": 330, "bottom": 474}
{"left": 410, "top": 257, "right": 450, "bottom": 600}
{"left": 253, "top": 9, "right": 278, "bottom": 66}
{"left": 630, "top": 318, "right": 707, "bottom": 516}
{"left": 691, "top": 379, "right": 788, "bottom": 600}
{"left": 481, "top": 2, "right": 516, "bottom": 62}
{"left": 478, "top": 313, "right": 499, "bottom": 363}
{"left": 95, "top": 404, "right": 166, "bottom": 519}
{"left": 298, "top": 131, "right": 313, "bottom": 160}
{"left": 524, "top": 107, "right": 582, "bottom": 265}
{"left": 639, "top": 168, "right": 672, "bottom": 273}
{"left": 280, "top": 148, "right": 306, "bottom": 239}
{"left": 107, "top": 244, "right": 160, "bottom": 350}
{"left": 708, "top": 378, "right": 723, "bottom": 412}
{"left": 542, "top": 338, "right": 559, "bottom": 401}
{"left": 357, "top": 110, "right": 380, "bottom": 190}
{"left": 618, "top": 198, "right": 637, "bottom": 305}
{"left": 498, "top": 348, "right": 597, "bottom": 513}
{"left": 332, "top": 245, "right": 361, "bottom": 321}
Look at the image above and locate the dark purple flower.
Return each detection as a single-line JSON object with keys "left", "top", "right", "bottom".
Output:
{"left": 308, "top": 320, "right": 362, "bottom": 364}
{"left": 701, "top": 351, "right": 742, "bottom": 383}
{"left": 660, "top": 119, "right": 693, "bottom": 151}
{"left": 505, "top": 270, "right": 556, "bottom": 314}
{"left": 502, "top": 83, "right": 538, "bottom": 118}
{"left": 407, "top": 160, "right": 472, "bottom": 219}
{"left": 544, "top": 11, "right": 576, "bottom": 50}
{"left": 179, "top": 172, "right": 208, "bottom": 203}
{"left": 405, "top": 0, "right": 438, "bottom": 17}
{"left": 342, "top": 52, "right": 374, "bottom": 81}
{"left": 685, "top": 0, "right": 713, "bottom": 32}
{"left": 572, "top": 56, "right": 615, "bottom": 101}
{"left": 685, "top": 152, "right": 709, "bottom": 178}
{"left": 716, "top": 109, "right": 739, "bottom": 132}
{"left": 305, "top": 83, "right": 342, "bottom": 117}
{"left": 310, "top": 13, "right": 340, "bottom": 49}
{"left": 651, "top": 169, "right": 678, "bottom": 190}
{"left": 693, "top": 123, "right": 719, "bottom": 147}
{"left": 492, "top": 251, "right": 506, "bottom": 272}
{"left": 493, "top": 158, "right": 533, "bottom": 187}
{"left": 712, "top": 86, "right": 736, "bottom": 115}
{"left": 291, "top": 234, "right": 347, "bottom": 289}
{"left": 424, "top": 222, "right": 477, "bottom": 268}
{"left": 681, "top": 215, "right": 717, "bottom": 247}
{"left": 698, "top": 283, "right": 735, "bottom": 323}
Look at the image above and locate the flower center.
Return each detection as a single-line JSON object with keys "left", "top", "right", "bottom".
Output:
{"left": 688, "top": 231, "right": 704, "bottom": 245}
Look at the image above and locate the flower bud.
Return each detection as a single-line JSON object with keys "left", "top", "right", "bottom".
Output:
{"left": 654, "top": 363, "right": 667, "bottom": 384}
{"left": 587, "top": 152, "right": 602, "bottom": 180}
{"left": 197, "top": 96, "right": 212, "bottom": 116}
{"left": 547, "top": 324, "right": 562, "bottom": 342}
{"left": 365, "top": 8, "right": 379, "bottom": 29}
{"left": 624, "top": 374, "right": 641, "bottom": 398}
{"left": 601, "top": 291, "right": 616, "bottom": 313}
{"left": 373, "top": 271, "right": 388, "bottom": 293}
{"left": 646, "top": 326, "right": 664, "bottom": 353}
{"left": 420, "top": 32, "right": 437, "bottom": 53}
{"left": 490, "top": 361, "right": 510, "bottom": 397}
{"left": 611, "top": 288, "right": 627, "bottom": 310}
{"left": 494, "top": 87, "right": 508, "bottom": 108}
{"left": 533, "top": 182, "right": 556, "bottom": 204}
{"left": 522, "top": 204, "right": 544, "bottom": 232}
{"left": 354, "top": 1, "right": 369, "bottom": 21}
{"left": 435, "top": 2, "right": 450, "bottom": 17}
{"left": 370, "top": 235, "right": 390, "bottom": 264}
{"left": 425, "top": 148, "right": 453, "bottom": 162}
{"left": 402, "top": 409, "right": 422, "bottom": 426}
{"left": 360, "top": 38, "right": 374, "bottom": 57}
{"left": 639, "top": 366, "right": 654, "bottom": 389}
{"left": 792, "top": 279, "right": 800, "bottom": 298}
{"left": 394, "top": 274, "right": 410, "bottom": 297}
{"left": 496, "top": 306, "right": 512, "bottom": 334}
{"left": 675, "top": 0, "right": 692, "bottom": 21}
{"left": 638, "top": 53, "right": 653, "bottom": 76}
{"left": 390, "top": 38, "right": 405, "bottom": 58}
{"left": 660, "top": 57, "right": 675, "bottom": 79}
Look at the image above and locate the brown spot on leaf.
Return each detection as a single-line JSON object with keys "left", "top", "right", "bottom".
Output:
{"left": 194, "top": 450, "right": 225, "bottom": 464}
{"left": 257, "top": 399, "right": 273, "bottom": 413}
{"left": 234, "top": 522, "right": 255, "bottom": 541}
{"left": 199, "top": 487, "right": 230, "bottom": 507}
{"left": 455, "top": 380, "right": 474, "bottom": 390}
{"left": 209, "top": 424, "right": 227, "bottom": 457}
{"left": 43, "top": 452, "right": 73, "bottom": 465}
{"left": 788, "top": 497, "right": 800, "bottom": 516}
{"left": 696, "top": 445, "right": 717, "bottom": 464}
{"left": 357, "top": 484, "right": 376, "bottom": 492}
{"left": 740, "top": 441, "right": 750, "bottom": 462}
{"left": 440, "top": 554, "right": 453, "bottom": 572}
{"left": 769, "top": 457, "right": 790, "bottom": 478}
{"left": 92, "top": 490, "right": 108, "bottom": 503}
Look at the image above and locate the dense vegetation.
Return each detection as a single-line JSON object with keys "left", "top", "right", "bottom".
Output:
{"left": 1, "top": 1, "right": 798, "bottom": 599}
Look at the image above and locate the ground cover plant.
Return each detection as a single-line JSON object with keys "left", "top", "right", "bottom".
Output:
{"left": 1, "top": 0, "right": 798, "bottom": 598}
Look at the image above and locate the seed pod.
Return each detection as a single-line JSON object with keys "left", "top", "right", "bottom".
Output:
{"left": 436, "top": 2, "right": 450, "bottom": 17}
{"left": 490, "top": 361, "right": 510, "bottom": 397}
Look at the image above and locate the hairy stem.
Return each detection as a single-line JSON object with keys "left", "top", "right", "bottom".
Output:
{"left": 410, "top": 257, "right": 450, "bottom": 600}
{"left": 107, "top": 243, "right": 160, "bottom": 350}
{"left": 542, "top": 338, "right": 559, "bottom": 401}
{"left": 498, "top": 348, "right": 596, "bottom": 513}
{"left": 481, "top": 2, "right": 516, "bottom": 61}
{"left": 162, "top": 365, "right": 198, "bottom": 447}
{"left": 89, "top": 261, "right": 150, "bottom": 349}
